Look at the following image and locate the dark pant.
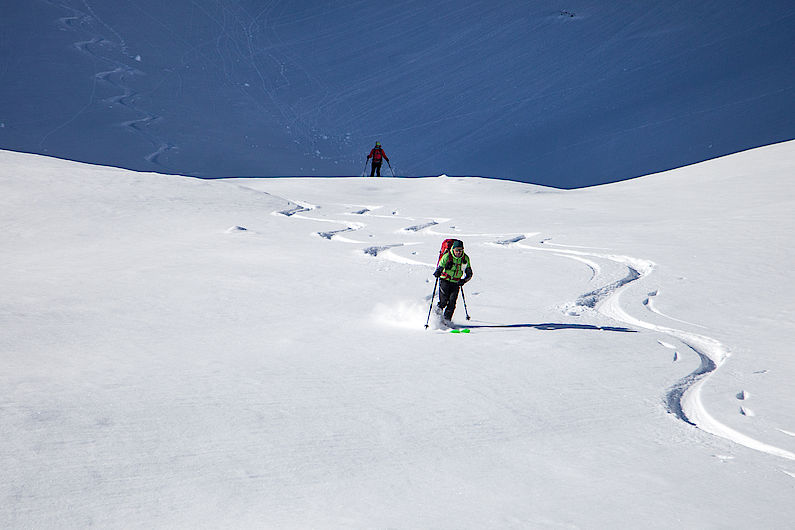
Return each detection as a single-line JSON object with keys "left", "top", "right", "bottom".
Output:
{"left": 437, "top": 279, "right": 461, "bottom": 320}
{"left": 370, "top": 160, "right": 382, "bottom": 177}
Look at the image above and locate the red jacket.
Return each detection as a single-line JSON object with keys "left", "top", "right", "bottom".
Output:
{"left": 368, "top": 147, "right": 388, "bottom": 163}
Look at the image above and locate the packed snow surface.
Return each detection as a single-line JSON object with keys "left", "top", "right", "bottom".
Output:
{"left": 2, "top": 141, "right": 795, "bottom": 527}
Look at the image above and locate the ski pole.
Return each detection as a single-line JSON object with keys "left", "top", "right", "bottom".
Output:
{"left": 424, "top": 277, "right": 439, "bottom": 329}
{"left": 460, "top": 286, "right": 471, "bottom": 320}
{"left": 387, "top": 160, "right": 396, "bottom": 177}
{"left": 361, "top": 159, "right": 369, "bottom": 177}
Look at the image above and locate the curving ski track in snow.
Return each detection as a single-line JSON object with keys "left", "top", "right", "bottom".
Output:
{"left": 43, "top": 1, "right": 176, "bottom": 168}
{"left": 512, "top": 239, "right": 795, "bottom": 462}
{"left": 273, "top": 199, "right": 435, "bottom": 264}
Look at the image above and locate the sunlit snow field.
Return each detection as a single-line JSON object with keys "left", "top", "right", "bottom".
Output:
{"left": 2, "top": 142, "right": 794, "bottom": 527}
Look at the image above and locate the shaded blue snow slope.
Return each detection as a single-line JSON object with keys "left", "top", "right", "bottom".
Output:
{"left": 1, "top": 0, "right": 794, "bottom": 187}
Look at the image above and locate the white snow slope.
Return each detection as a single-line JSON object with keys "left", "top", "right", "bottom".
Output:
{"left": 2, "top": 141, "right": 795, "bottom": 528}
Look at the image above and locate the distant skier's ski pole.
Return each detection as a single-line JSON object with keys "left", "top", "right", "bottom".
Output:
{"left": 424, "top": 277, "right": 439, "bottom": 329}
{"left": 387, "top": 160, "right": 396, "bottom": 178}
{"left": 460, "top": 287, "right": 471, "bottom": 320}
{"left": 361, "top": 159, "right": 369, "bottom": 177}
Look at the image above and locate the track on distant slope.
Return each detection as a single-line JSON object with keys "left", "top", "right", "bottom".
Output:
{"left": 43, "top": 0, "right": 176, "bottom": 168}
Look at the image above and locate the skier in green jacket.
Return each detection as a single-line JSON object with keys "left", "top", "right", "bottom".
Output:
{"left": 433, "top": 240, "right": 473, "bottom": 322}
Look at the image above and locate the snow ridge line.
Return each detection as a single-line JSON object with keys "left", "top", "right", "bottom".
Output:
{"left": 514, "top": 240, "right": 795, "bottom": 462}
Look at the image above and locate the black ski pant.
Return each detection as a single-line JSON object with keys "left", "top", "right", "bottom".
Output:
{"left": 437, "top": 278, "right": 461, "bottom": 320}
{"left": 370, "top": 160, "right": 382, "bottom": 177}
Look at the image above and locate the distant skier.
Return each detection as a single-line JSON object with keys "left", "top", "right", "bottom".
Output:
{"left": 366, "top": 142, "right": 389, "bottom": 177}
{"left": 433, "top": 240, "right": 473, "bottom": 322}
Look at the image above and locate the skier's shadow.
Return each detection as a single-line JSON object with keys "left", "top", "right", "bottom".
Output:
{"left": 459, "top": 322, "right": 636, "bottom": 332}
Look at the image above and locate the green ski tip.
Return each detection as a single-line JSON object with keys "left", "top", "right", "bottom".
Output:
{"left": 450, "top": 328, "right": 471, "bottom": 333}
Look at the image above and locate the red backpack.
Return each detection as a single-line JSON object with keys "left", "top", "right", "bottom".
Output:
{"left": 437, "top": 239, "right": 463, "bottom": 265}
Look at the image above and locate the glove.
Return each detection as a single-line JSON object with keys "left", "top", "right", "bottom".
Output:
{"left": 433, "top": 267, "right": 442, "bottom": 278}
{"left": 459, "top": 277, "right": 470, "bottom": 286}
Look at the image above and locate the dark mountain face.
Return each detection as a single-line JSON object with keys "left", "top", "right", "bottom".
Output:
{"left": 2, "top": 0, "right": 793, "bottom": 187}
